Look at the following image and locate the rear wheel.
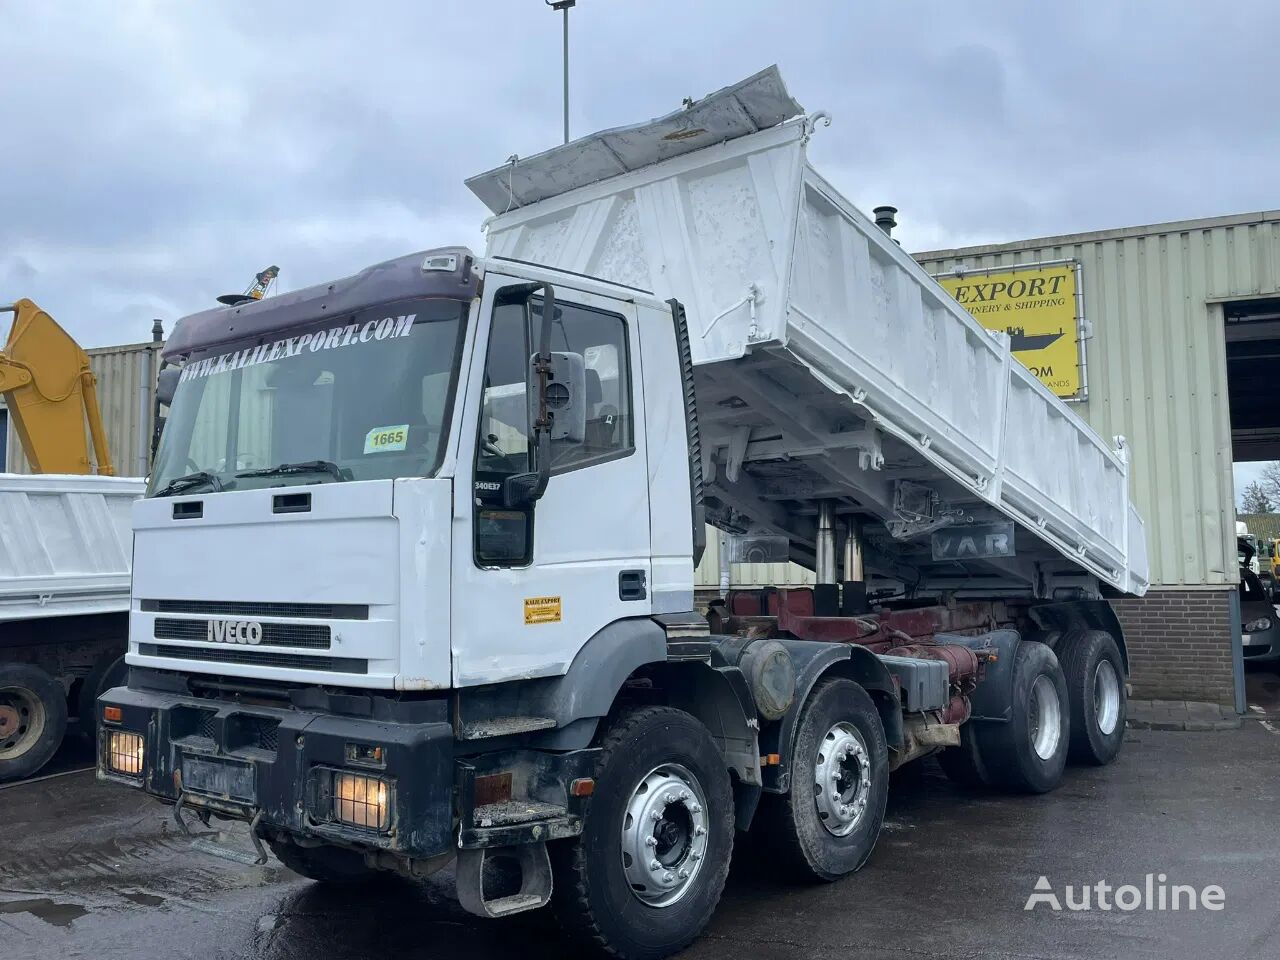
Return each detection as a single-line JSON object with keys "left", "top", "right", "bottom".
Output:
{"left": 0, "top": 663, "right": 68, "bottom": 782}
{"left": 550, "top": 706, "right": 733, "bottom": 960}
{"left": 762, "top": 678, "right": 888, "bottom": 881}
{"left": 1057, "top": 629, "right": 1127, "bottom": 765}
{"left": 980, "top": 641, "right": 1069, "bottom": 794}
{"left": 267, "top": 838, "right": 377, "bottom": 884}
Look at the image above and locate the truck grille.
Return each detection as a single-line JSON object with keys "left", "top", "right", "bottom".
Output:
{"left": 138, "top": 643, "right": 367, "bottom": 674}
{"left": 154, "top": 618, "right": 332, "bottom": 650}
{"left": 141, "top": 599, "right": 369, "bottom": 620}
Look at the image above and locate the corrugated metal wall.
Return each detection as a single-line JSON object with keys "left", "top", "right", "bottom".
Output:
{"left": 6, "top": 341, "right": 160, "bottom": 478}
{"left": 915, "top": 212, "right": 1280, "bottom": 588}
{"left": 694, "top": 532, "right": 816, "bottom": 591}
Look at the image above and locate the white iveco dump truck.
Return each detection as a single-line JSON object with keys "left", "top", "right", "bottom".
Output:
{"left": 100, "top": 69, "right": 1147, "bottom": 958}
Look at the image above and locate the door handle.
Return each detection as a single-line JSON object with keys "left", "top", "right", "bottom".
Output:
{"left": 618, "top": 569, "right": 647, "bottom": 601}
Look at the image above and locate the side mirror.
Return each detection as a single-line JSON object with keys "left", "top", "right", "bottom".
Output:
{"left": 492, "top": 281, "right": 558, "bottom": 508}
{"left": 156, "top": 366, "right": 181, "bottom": 407}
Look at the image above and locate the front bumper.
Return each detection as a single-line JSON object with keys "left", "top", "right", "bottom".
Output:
{"left": 96, "top": 680, "right": 456, "bottom": 860}
{"left": 1242, "top": 625, "right": 1280, "bottom": 663}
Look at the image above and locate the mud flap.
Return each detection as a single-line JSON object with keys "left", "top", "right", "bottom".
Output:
{"left": 946, "top": 629, "right": 1022, "bottom": 722}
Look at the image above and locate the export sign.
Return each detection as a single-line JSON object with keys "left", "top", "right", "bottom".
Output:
{"left": 937, "top": 263, "right": 1084, "bottom": 400}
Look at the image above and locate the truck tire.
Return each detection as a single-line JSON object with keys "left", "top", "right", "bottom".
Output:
{"left": 79, "top": 653, "right": 128, "bottom": 732}
{"left": 267, "top": 838, "right": 376, "bottom": 884}
{"left": 1057, "top": 629, "right": 1126, "bottom": 766}
{"left": 549, "top": 705, "right": 733, "bottom": 960}
{"left": 937, "top": 722, "right": 992, "bottom": 789}
{"left": 980, "top": 641, "right": 1069, "bottom": 794}
{"left": 763, "top": 678, "right": 888, "bottom": 881}
{"left": 0, "top": 663, "right": 68, "bottom": 782}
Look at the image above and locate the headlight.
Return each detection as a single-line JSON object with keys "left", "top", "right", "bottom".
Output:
{"left": 106, "top": 731, "right": 144, "bottom": 776}
{"left": 1245, "top": 617, "right": 1272, "bottom": 633}
{"left": 333, "top": 771, "right": 392, "bottom": 830}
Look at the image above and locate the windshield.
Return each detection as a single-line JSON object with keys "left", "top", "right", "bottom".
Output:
{"left": 149, "top": 297, "right": 467, "bottom": 496}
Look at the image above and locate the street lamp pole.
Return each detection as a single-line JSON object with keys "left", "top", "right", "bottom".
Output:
{"left": 546, "top": 0, "right": 575, "bottom": 143}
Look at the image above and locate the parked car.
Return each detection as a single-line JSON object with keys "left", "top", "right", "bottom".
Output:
{"left": 1240, "top": 568, "right": 1280, "bottom": 665}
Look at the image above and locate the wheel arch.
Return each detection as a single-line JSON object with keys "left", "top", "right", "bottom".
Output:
{"left": 630, "top": 658, "right": 764, "bottom": 830}
{"left": 511, "top": 620, "right": 765, "bottom": 830}
{"left": 1030, "top": 599, "right": 1130, "bottom": 675}
{"left": 759, "top": 642, "right": 900, "bottom": 796}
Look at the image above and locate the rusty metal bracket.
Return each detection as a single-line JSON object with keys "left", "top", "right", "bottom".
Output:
{"left": 173, "top": 791, "right": 193, "bottom": 836}
{"left": 248, "top": 810, "right": 269, "bottom": 866}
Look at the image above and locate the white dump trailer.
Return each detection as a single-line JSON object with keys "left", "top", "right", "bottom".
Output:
{"left": 472, "top": 66, "right": 1148, "bottom": 601}
{"left": 104, "top": 68, "right": 1146, "bottom": 960}
{"left": 0, "top": 473, "right": 143, "bottom": 779}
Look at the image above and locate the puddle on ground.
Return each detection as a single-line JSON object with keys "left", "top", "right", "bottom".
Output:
{"left": 0, "top": 897, "right": 89, "bottom": 927}
{"left": 121, "top": 891, "right": 166, "bottom": 907}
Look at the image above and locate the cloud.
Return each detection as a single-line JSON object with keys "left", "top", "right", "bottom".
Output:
{"left": 3, "top": 0, "right": 1278, "bottom": 352}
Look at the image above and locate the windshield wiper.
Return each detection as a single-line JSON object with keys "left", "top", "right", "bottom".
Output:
{"left": 153, "top": 471, "right": 224, "bottom": 497}
{"left": 236, "top": 460, "right": 351, "bottom": 483}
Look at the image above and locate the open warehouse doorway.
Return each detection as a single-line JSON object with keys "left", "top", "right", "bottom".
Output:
{"left": 1226, "top": 296, "right": 1280, "bottom": 462}
{"left": 1225, "top": 295, "right": 1280, "bottom": 709}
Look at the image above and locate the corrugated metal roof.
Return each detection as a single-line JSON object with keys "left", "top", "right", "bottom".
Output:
{"left": 917, "top": 210, "right": 1280, "bottom": 262}
{"left": 466, "top": 66, "right": 803, "bottom": 214}
{"left": 1238, "top": 513, "right": 1280, "bottom": 542}
{"left": 916, "top": 213, "right": 1280, "bottom": 588}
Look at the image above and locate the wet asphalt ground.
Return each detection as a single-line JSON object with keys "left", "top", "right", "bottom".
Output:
{"left": 3, "top": 670, "right": 1278, "bottom": 960}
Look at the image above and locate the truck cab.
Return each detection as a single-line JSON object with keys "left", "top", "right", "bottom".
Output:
{"left": 130, "top": 249, "right": 694, "bottom": 694}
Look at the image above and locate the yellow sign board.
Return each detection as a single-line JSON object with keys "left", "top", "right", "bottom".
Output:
{"left": 524, "top": 596, "right": 562, "bottom": 625}
{"left": 937, "top": 263, "right": 1083, "bottom": 400}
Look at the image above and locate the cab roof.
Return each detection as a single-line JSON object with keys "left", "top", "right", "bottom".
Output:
{"left": 163, "top": 247, "right": 479, "bottom": 361}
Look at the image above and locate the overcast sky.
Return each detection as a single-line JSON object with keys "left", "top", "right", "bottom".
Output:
{"left": 4, "top": 1, "right": 1278, "bottom": 362}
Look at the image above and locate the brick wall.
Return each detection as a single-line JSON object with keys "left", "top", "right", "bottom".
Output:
{"left": 1108, "top": 588, "right": 1236, "bottom": 705}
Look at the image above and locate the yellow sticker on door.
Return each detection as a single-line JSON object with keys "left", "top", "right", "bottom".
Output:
{"left": 524, "top": 596, "right": 562, "bottom": 625}
{"left": 364, "top": 424, "right": 409, "bottom": 454}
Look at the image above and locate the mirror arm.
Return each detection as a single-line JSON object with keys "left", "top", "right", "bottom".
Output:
{"left": 528, "top": 283, "right": 556, "bottom": 502}
{"left": 496, "top": 281, "right": 557, "bottom": 508}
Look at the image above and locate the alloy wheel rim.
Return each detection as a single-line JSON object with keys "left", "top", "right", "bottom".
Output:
{"left": 1094, "top": 659, "right": 1121, "bottom": 735}
{"left": 814, "top": 722, "right": 871, "bottom": 837}
{"left": 620, "top": 763, "right": 709, "bottom": 907}
{"left": 1028, "top": 674, "right": 1062, "bottom": 760}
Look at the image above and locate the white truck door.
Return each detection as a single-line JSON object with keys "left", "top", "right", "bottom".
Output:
{"left": 450, "top": 276, "right": 652, "bottom": 686}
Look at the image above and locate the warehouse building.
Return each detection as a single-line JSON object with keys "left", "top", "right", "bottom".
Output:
{"left": 917, "top": 211, "right": 1279, "bottom": 707}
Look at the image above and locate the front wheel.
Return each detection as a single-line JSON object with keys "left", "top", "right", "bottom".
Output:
{"left": 762, "top": 678, "right": 888, "bottom": 882}
{"left": 550, "top": 706, "right": 734, "bottom": 960}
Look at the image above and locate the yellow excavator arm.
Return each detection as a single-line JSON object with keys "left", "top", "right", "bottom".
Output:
{"left": 0, "top": 299, "right": 114, "bottom": 476}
